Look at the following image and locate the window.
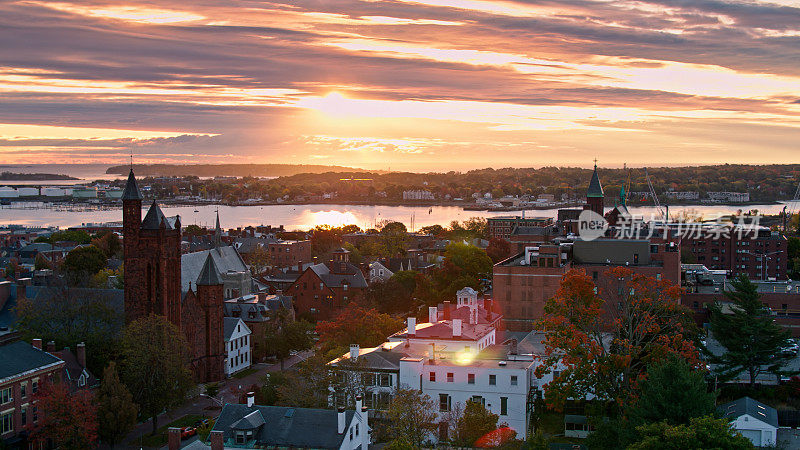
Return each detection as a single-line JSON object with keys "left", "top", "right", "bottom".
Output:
{"left": 470, "top": 395, "right": 484, "bottom": 406}
{"left": 510, "top": 375, "right": 518, "bottom": 386}
{"left": 32, "top": 406, "right": 38, "bottom": 423}
{"left": 356, "top": 423, "right": 359, "bottom": 436}
{"left": 379, "top": 374, "right": 391, "bottom": 387}
{"left": 349, "top": 428, "right": 354, "bottom": 440}
{"left": 429, "top": 372, "right": 436, "bottom": 382}
{"left": 0, "top": 411, "right": 12, "bottom": 435}
{"left": 468, "top": 373, "right": 475, "bottom": 385}
{"left": 447, "top": 372, "right": 454, "bottom": 382}
{"left": 0, "top": 387, "right": 10, "bottom": 404}
{"left": 439, "top": 393, "right": 451, "bottom": 412}
{"left": 343, "top": 284, "right": 348, "bottom": 291}
{"left": 363, "top": 373, "right": 376, "bottom": 386}
{"left": 320, "top": 282, "right": 324, "bottom": 289}
{"left": 21, "top": 408, "right": 26, "bottom": 426}
{"left": 489, "top": 375, "right": 496, "bottom": 386}
{"left": 20, "top": 383, "right": 26, "bottom": 399}
{"left": 500, "top": 397, "right": 508, "bottom": 415}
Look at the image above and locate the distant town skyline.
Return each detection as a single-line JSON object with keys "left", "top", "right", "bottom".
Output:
{"left": 1, "top": 0, "right": 799, "bottom": 171}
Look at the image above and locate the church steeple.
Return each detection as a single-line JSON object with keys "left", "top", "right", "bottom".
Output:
{"left": 585, "top": 160, "right": 605, "bottom": 217}
{"left": 214, "top": 210, "right": 222, "bottom": 248}
{"left": 121, "top": 169, "right": 142, "bottom": 201}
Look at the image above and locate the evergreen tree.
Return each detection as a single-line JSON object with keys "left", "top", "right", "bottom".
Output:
{"left": 629, "top": 416, "right": 754, "bottom": 450}
{"left": 97, "top": 362, "right": 138, "bottom": 448}
{"left": 709, "top": 275, "right": 793, "bottom": 387}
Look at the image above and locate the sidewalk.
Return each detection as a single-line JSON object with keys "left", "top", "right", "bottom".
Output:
{"left": 120, "top": 350, "right": 313, "bottom": 449}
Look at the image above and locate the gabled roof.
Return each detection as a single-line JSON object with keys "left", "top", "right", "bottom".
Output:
{"left": 718, "top": 396, "right": 778, "bottom": 428}
{"left": 212, "top": 404, "right": 353, "bottom": 449}
{"left": 309, "top": 262, "right": 367, "bottom": 289}
{"left": 141, "top": 201, "right": 174, "bottom": 230}
{"left": 196, "top": 253, "right": 223, "bottom": 286}
{"left": 587, "top": 165, "right": 604, "bottom": 198}
{"left": 0, "top": 340, "right": 64, "bottom": 380}
{"left": 121, "top": 169, "right": 143, "bottom": 201}
{"left": 223, "top": 317, "right": 250, "bottom": 340}
{"left": 181, "top": 246, "right": 248, "bottom": 293}
{"left": 231, "top": 410, "right": 265, "bottom": 430}
{"left": 52, "top": 348, "right": 99, "bottom": 390}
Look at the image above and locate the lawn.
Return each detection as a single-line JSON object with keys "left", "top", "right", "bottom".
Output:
{"left": 233, "top": 367, "right": 259, "bottom": 379}
{"left": 138, "top": 414, "right": 207, "bottom": 448}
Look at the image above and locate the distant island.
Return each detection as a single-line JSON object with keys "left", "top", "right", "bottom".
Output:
{"left": 106, "top": 164, "right": 379, "bottom": 178}
{"left": 0, "top": 172, "right": 79, "bottom": 181}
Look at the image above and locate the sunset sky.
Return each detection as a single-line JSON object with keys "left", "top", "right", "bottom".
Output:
{"left": 1, "top": 0, "right": 799, "bottom": 171}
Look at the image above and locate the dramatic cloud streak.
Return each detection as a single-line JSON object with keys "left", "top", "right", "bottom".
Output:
{"left": 1, "top": 0, "right": 798, "bottom": 170}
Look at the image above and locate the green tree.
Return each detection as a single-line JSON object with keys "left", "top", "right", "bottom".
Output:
{"left": 628, "top": 416, "right": 754, "bottom": 450}
{"left": 264, "top": 318, "right": 314, "bottom": 369}
{"left": 276, "top": 355, "right": 334, "bottom": 408}
{"left": 433, "top": 242, "right": 492, "bottom": 300}
{"left": 97, "top": 362, "right": 138, "bottom": 448}
{"left": 708, "top": 275, "right": 793, "bottom": 387}
{"left": 420, "top": 224, "right": 446, "bottom": 237}
{"left": 386, "top": 389, "right": 438, "bottom": 448}
{"left": 121, "top": 315, "right": 193, "bottom": 435}
{"left": 63, "top": 245, "right": 108, "bottom": 285}
{"left": 627, "top": 357, "right": 716, "bottom": 426}
{"left": 453, "top": 401, "right": 500, "bottom": 447}
{"left": 14, "top": 286, "right": 123, "bottom": 374}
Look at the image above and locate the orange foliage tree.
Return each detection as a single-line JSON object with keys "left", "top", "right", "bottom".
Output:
{"left": 316, "top": 302, "right": 403, "bottom": 356}
{"left": 535, "top": 267, "right": 700, "bottom": 410}
{"left": 27, "top": 380, "right": 99, "bottom": 449}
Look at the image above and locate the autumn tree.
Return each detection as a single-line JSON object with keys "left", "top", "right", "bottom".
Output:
{"left": 27, "top": 381, "right": 98, "bottom": 450}
{"left": 485, "top": 237, "right": 511, "bottom": 263}
{"left": 91, "top": 230, "right": 121, "bottom": 258}
{"left": 535, "top": 268, "right": 700, "bottom": 411}
{"left": 708, "top": 275, "right": 793, "bottom": 387}
{"left": 316, "top": 302, "right": 403, "bottom": 357}
{"left": 628, "top": 416, "right": 754, "bottom": 450}
{"left": 363, "top": 271, "right": 419, "bottom": 314}
{"left": 310, "top": 225, "right": 343, "bottom": 256}
{"left": 385, "top": 389, "right": 438, "bottom": 448}
{"left": 248, "top": 243, "right": 270, "bottom": 276}
{"left": 97, "top": 362, "right": 138, "bottom": 448}
{"left": 121, "top": 315, "right": 193, "bottom": 435}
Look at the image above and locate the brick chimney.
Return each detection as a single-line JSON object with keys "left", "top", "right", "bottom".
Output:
{"left": 32, "top": 338, "right": 42, "bottom": 350}
{"left": 210, "top": 430, "right": 224, "bottom": 450}
{"left": 167, "top": 427, "right": 181, "bottom": 450}
{"left": 443, "top": 301, "right": 451, "bottom": 320}
{"left": 77, "top": 342, "right": 86, "bottom": 368}
{"left": 46, "top": 341, "right": 55, "bottom": 352}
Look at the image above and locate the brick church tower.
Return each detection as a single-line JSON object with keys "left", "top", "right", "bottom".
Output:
{"left": 585, "top": 162, "right": 605, "bottom": 217}
{"left": 122, "top": 169, "right": 182, "bottom": 328}
{"left": 194, "top": 254, "right": 226, "bottom": 381}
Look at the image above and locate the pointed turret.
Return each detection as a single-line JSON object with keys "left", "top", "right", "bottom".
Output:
{"left": 121, "top": 169, "right": 143, "bottom": 201}
{"left": 196, "top": 253, "right": 223, "bottom": 286}
{"left": 214, "top": 210, "right": 222, "bottom": 248}
{"left": 619, "top": 184, "right": 626, "bottom": 206}
{"left": 142, "top": 200, "right": 173, "bottom": 230}
{"left": 587, "top": 163, "right": 604, "bottom": 198}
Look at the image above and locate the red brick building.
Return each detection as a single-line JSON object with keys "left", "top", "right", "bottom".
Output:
{"left": 487, "top": 216, "right": 553, "bottom": 240}
{"left": 287, "top": 249, "right": 367, "bottom": 321}
{"left": 493, "top": 236, "right": 681, "bottom": 331}
{"left": 678, "top": 225, "right": 788, "bottom": 280}
{"left": 268, "top": 240, "right": 312, "bottom": 268}
{"left": 0, "top": 339, "right": 65, "bottom": 447}
{"left": 122, "top": 170, "right": 225, "bottom": 382}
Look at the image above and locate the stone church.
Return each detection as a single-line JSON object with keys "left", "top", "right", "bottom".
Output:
{"left": 121, "top": 170, "right": 226, "bottom": 382}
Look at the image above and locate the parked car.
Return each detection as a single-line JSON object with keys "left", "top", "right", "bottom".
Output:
{"left": 181, "top": 427, "right": 196, "bottom": 439}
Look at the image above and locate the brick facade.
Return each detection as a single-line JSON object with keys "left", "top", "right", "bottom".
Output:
{"left": 122, "top": 171, "right": 225, "bottom": 382}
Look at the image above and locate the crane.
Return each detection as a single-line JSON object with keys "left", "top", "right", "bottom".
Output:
{"left": 645, "top": 168, "right": 666, "bottom": 222}
{"left": 787, "top": 176, "right": 800, "bottom": 232}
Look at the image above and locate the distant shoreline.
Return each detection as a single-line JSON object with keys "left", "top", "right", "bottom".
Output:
{"left": 0, "top": 172, "right": 79, "bottom": 181}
